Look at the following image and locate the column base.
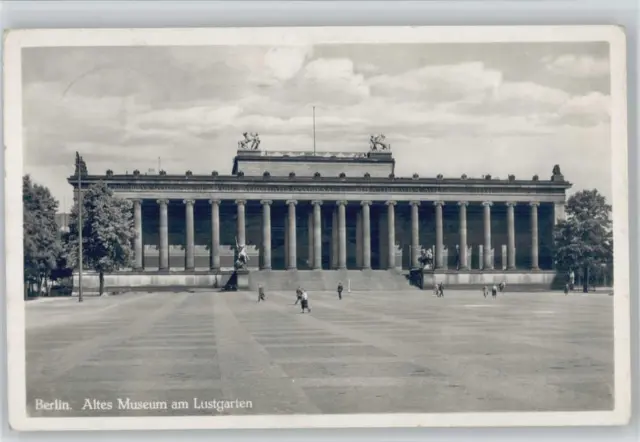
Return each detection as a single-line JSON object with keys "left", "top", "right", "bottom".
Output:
{"left": 287, "top": 266, "right": 297, "bottom": 271}
{"left": 507, "top": 265, "right": 516, "bottom": 270}
{"left": 458, "top": 266, "right": 469, "bottom": 271}
{"left": 210, "top": 266, "right": 220, "bottom": 272}
{"left": 185, "top": 267, "right": 195, "bottom": 272}
{"left": 531, "top": 266, "right": 540, "bottom": 271}
{"left": 133, "top": 267, "right": 144, "bottom": 272}
{"left": 261, "top": 266, "right": 272, "bottom": 270}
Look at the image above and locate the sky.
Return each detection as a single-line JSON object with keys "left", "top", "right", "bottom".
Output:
{"left": 22, "top": 42, "right": 612, "bottom": 212}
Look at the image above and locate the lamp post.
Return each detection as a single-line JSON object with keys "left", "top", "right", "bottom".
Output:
{"left": 76, "top": 153, "right": 84, "bottom": 303}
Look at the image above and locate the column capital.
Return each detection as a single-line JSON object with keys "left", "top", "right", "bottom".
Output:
{"left": 482, "top": 201, "right": 493, "bottom": 207}
{"left": 183, "top": 199, "right": 195, "bottom": 206}
{"left": 433, "top": 200, "right": 445, "bottom": 207}
{"left": 360, "top": 200, "right": 372, "bottom": 206}
{"left": 260, "top": 199, "right": 273, "bottom": 206}
{"left": 235, "top": 199, "right": 246, "bottom": 206}
{"left": 157, "top": 199, "right": 169, "bottom": 206}
{"left": 286, "top": 199, "right": 298, "bottom": 206}
{"left": 409, "top": 200, "right": 421, "bottom": 207}
{"left": 385, "top": 200, "right": 397, "bottom": 206}
{"left": 529, "top": 201, "right": 540, "bottom": 207}
{"left": 208, "top": 199, "right": 220, "bottom": 206}
{"left": 457, "top": 201, "right": 468, "bottom": 207}
{"left": 311, "top": 200, "right": 323, "bottom": 206}
{"left": 506, "top": 201, "right": 518, "bottom": 207}
{"left": 336, "top": 200, "right": 348, "bottom": 206}
{"left": 131, "top": 198, "right": 142, "bottom": 204}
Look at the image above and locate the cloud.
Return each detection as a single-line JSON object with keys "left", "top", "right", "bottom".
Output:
{"left": 21, "top": 46, "right": 613, "bottom": 208}
{"left": 262, "top": 46, "right": 313, "bottom": 82}
{"left": 368, "top": 61, "right": 503, "bottom": 103}
{"left": 544, "top": 54, "right": 610, "bottom": 78}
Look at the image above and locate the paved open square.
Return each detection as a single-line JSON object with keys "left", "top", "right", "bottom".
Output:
{"left": 25, "top": 289, "right": 614, "bottom": 417}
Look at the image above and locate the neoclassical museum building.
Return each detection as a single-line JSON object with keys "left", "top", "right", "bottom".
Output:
{"left": 69, "top": 140, "right": 571, "bottom": 291}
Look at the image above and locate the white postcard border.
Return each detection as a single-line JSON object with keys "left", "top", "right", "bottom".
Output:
{"left": 3, "top": 25, "right": 630, "bottom": 431}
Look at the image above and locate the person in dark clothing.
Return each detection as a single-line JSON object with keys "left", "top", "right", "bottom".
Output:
{"left": 498, "top": 281, "right": 506, "bottom": 293}
{"left": 491, "top": 284, "right": 498, "bottom": 298}
{"left": 337, "top": 282, "right": 343, "bottom": 300}
{"left": 257, "top": 285, "right": 266, "bottom": 302}
{"left": 437, "top": 282, "right": 445, "bottom": 297}
{"left": 482, "top": 286, "right": 488, "bottom": 298}
{"left": 564, "top": 283, "right": 570, "bottom": 295}
{"left": 294, "top": 287, "right": 302, "bottom": 305}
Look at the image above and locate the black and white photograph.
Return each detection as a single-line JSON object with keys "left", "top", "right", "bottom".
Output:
{"left": 4, "top": 26, "right": 630, "bottom": 431}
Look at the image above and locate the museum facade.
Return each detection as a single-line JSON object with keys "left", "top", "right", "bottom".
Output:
{"left": 69, "top": 146, "right": 571, "bottom": 290}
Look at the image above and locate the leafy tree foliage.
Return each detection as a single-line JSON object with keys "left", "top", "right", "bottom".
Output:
{"left": 66, "top": 181, "right": 135, "bottom": 295}
{"left": 23, "top": 175, "right": 62, "bottom": 298}
{"left": 554, "top": 189, "right": 613, "bottom": 292}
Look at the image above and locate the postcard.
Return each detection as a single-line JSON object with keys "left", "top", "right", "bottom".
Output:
{"left": 4, "top": 25, "right": 630, "bottom": 431}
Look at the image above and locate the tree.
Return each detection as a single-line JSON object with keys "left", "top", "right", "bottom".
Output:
{"left": 23, "top": 175, "right": 62, "bottom": 298}
{"left": 66, "top": 181, "right": 135, "bottom": 295}
{"left": 554, "top": 189, "right": 613, "bottom": 293}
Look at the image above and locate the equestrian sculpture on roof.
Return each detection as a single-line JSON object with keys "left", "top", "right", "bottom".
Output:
{"left": 369, "top": 134, "right": 391, "bottom": 152}
{"left": 238, "top": 132, "right": 261, "bottom": 150}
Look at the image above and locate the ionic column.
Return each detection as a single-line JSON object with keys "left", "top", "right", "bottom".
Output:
{"left": 337, "top": 201, "right": 347, "bottom": 269}
{"left": 235, "top": 200, "right": 246, "bottom": 246}
{"left": 157, "top": 199, "right": 169, "bottom": 271}
{"left": 553, "top": 201, "right": 566, "bottom": 225}
{"left": 506, "top": 202, "right": 516, "bottom": 270}
{"left": 287, "top": 200, "right": 297, "bottom": 270}
{"left": 410, "top": 201, "right": 420, "bottom": 268}
{"left": 483, "top": 201, "right": 493, "bottom": 270}
{"left": 386, "top": 201, "right": 396, "bottom": 270}
{"left": 209, "top": 199, "right": 220, "bottom": 270}
{"left": 361, "top": 201, "right": 372, "bottom": 270}
{"left": 133, "top": 199, "right": 143, "bottom": 270}
{"left": 331, "top": 208, "right": 338, "bottom": 269}
{"left": 307, "top": 211, "right": 313, "bottom": 268}
{"left": 356, "top": 211, "right": 362, "bottom": 268}
{"left": 458, "top": 201, "right": 468, "bottom": 270}
{"left": 261, "top": 200, "right": 272, "bottom": 270}
{"left": 184, "top": 199, "right": 195, "bottom": 271}
{"left": 530, "top": 202, "right": 540, "bottom": 270}
{"left": 434, "top": 201, "right": 445, "bottom": 269}
{"left": 312, "top": 200, "right": 322, "bottom": 269}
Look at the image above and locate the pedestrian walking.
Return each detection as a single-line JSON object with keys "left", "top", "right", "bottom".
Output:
{"left": 257, "top": 285, "right": 266, "bottom": 302}
{"left": 294, "top": 287, "right": 302, "bottom": 305}
{"left": 337, "top": 281, "right": 343, "bottom": 300}
{"left": 482, "top": 286, "right": 488, "bottom": 298}
{"left": 491, "top": 284, "right": 498, "bottom": 298}
{"left": 499, "top": 281, "right": 506, "bottom": 293}
{"left": 438, "top": 282, "right": 445, "bottom": 297}
{"left": 564, "top": 283, "right": 569, "bottom": 295}
{"left": 300, "top": 290, "right": 311, "bottom": 313}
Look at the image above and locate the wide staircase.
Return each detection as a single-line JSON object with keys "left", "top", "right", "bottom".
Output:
{"left": 248, "top": 269, "right": 415, "bottom": 292}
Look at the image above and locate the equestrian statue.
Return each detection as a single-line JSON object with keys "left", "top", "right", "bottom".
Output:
{"left": 369, "top": 134, "right": 391, "bottom": 152}
{"left": 238, "top": 132, "right": 261, "bottom": 150}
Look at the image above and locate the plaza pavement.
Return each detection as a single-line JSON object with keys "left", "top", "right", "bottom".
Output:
{"left": 25, "top": 288, "right": 614, "bottom": 417}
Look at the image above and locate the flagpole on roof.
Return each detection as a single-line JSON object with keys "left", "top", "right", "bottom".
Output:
{"left": 313, "top": 106, "right": 316, "bottom": 156}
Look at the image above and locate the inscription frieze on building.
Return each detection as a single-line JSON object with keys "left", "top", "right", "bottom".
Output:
{"left": 100, "top": 181, "right": 567, "bottom": 195}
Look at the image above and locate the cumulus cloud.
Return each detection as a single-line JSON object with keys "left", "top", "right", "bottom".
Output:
{"left": 368, "top": 62, "right": 502, "bottom": 103}
{"left": 21, "top": 46, "right": 613, "bottom": 208}
{"left": 544, "top": 54, "right": 610, "bottom": 78}
{"left": 262, "top": 46, "right": 313, "bottom": 82}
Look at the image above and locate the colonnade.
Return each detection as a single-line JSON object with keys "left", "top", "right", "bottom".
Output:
{"left": 131, "top": 198, "right": 548, "bottom": 271}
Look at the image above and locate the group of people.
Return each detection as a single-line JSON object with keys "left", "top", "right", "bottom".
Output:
{"left": 257, "top": 281, "right": 346, "bottom": 314}
{"left": 482, "top": 281, "right": 506, "bottom": 298}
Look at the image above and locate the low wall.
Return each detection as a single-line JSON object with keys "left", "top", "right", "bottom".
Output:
{"left": 72, "top": 270, "right": 249, "bottom": 292}
{"left": 415, "top": 269, "right": 560, "bottom": 290}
